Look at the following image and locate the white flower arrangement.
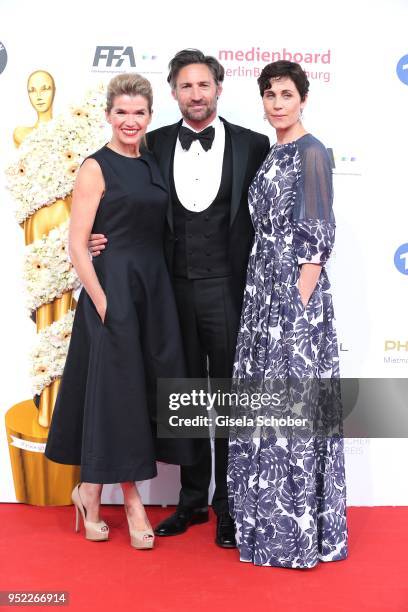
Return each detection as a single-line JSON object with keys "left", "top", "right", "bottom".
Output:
{"left": 6, "top": 85, "right": 108, "bottom": 223}
{"left": 23, "top": 220, "right": 81, "bottom": 312}
{"left": 30, "top": 309, "right": 75, "bottom": 396}
{"left": 5, "top": 85, "right": 107, "bottom": 398}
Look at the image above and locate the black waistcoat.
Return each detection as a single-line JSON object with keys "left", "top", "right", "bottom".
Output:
{"left": 171, "top": 132, "right": 233, "bottom": 279}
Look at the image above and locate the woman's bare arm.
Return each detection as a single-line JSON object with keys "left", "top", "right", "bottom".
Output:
{"left": 69, "top": 159, "right": 107, "bottom": 321}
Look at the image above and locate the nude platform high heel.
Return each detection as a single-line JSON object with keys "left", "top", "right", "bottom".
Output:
{"left": 125, "top": 506, "right": 154, "bottom": 550}
{"left": 72, "top": 484, "right": 109, "bottom": 542}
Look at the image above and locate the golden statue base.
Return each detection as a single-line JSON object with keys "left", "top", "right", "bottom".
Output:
{"left": 5, "top": 400, "right": 79, "bottom": 506}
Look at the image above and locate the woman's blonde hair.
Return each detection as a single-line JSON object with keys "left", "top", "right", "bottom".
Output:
{"left": 106, "top": 73, "right": 153, "bottom": 113}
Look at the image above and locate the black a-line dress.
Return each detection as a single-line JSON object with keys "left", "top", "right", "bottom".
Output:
{"left": 45, "top": 145, "right": 195, "bottom": 483}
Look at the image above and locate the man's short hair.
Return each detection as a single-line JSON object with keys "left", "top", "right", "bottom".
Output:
{"left": 167, "top": 49, "right": 225, "bottom": 89}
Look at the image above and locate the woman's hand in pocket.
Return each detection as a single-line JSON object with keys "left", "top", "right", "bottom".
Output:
{"left": 297, "top": 281, "right": 310, "bottom": 308}
{"left": 297, "top": 263, "right": 322, "bottom": 308}
{"left": 96, "top": 295, "right": 107, "bottom": 323}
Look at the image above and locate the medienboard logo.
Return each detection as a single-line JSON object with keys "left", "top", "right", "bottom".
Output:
{"left": 92, "top": 46, "right": 159, "bottom": 73}
{"left": 394, "top": 243, "right": 408, "bottom": 275}
{"left": 0, "top": 41, "right": 7, "bottom": 74}
{"left": 396, "top": 54, "right": 408, "bottom": 86}
{"left": 218, "top": 47, "right": 332, "bottom": 84}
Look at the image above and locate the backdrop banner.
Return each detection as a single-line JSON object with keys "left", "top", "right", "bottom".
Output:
{"left": 0, "top": 0, "right": 407, "bottom": 506}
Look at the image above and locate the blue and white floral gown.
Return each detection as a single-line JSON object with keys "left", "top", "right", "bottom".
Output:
{"left": 227, "top": 134, "right": 348, "bottom": 568}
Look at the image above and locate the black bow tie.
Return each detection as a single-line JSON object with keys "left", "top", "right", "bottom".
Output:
{"left": 179, "top": 125, "right": 215, "bottom": 152}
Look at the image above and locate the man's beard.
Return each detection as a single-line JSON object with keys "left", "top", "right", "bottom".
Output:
{"left": 181, "top": 99, "right": 217, "bottom": 123}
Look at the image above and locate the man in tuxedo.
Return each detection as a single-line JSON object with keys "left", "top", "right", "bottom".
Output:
{"left": 89, "top": 49, "right": 269, "bottom": 548}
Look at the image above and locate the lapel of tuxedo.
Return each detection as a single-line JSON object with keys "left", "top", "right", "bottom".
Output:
{"left": 221, "top": 117, "right": 250, "bottom": 227}
{"left": 151, "top": 120, "right": 182, "bottom": 233}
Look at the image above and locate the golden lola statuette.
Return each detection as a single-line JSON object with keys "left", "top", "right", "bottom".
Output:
{"left": 5, "top": 70, "right": 79, "bottom": 505}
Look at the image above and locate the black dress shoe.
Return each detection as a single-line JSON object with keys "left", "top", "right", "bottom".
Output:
{"left": 215, "top": 513, "right": 236, "bottom": 548}
{"left": 154, "top": 507, "right": 209, "bottom": 536}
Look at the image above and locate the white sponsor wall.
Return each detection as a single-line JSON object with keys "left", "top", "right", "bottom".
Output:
{"left": 0, "top": 0, "right": 407, "bottom": 505}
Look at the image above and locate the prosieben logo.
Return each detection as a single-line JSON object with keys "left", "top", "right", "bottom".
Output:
{"left": 0, "top": 41, "right": 7, "bottom": 74}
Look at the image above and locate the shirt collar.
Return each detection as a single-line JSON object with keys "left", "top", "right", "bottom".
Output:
{"left": 181, "top": 116, "right": 221, "bottom": 133}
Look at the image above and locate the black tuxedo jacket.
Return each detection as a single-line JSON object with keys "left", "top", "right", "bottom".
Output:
{"left": 146, "top": 117, "right": 270, "bottom": 307}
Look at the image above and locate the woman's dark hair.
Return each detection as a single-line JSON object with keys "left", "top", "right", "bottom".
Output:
{"left": 257, "top": 61, "right": 309, "bottom": 101}
{"left": 167, "top": 49, "right": 225, "bottom": 89}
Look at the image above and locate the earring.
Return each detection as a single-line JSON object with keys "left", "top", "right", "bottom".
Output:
{"left": 263, "top": 113, "right": 267, "bottom": 121}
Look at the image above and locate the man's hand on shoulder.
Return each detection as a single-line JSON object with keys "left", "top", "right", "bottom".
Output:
{"left": 88, "top": 233, "right": 107, "bottom": 257}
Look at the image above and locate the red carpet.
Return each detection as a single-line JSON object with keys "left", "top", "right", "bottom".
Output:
{"left": 1, "top": 505, "right": 407, "bottom": 611}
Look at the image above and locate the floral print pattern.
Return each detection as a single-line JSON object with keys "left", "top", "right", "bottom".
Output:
{"left": 228, "top": 135, "right": 348, "bottom": 568}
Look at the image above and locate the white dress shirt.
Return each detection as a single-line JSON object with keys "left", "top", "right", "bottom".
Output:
{"left": 173, "top": 116, "right": 225, "bottom": 212}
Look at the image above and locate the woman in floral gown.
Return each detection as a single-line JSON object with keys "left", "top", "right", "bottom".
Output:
{"left": 227, "top": 61, "right": 348, "bottom": 568}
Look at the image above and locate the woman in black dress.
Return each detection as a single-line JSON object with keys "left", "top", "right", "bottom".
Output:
{"left": 45, "top": 73, "right": 194, "bottom": 549}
